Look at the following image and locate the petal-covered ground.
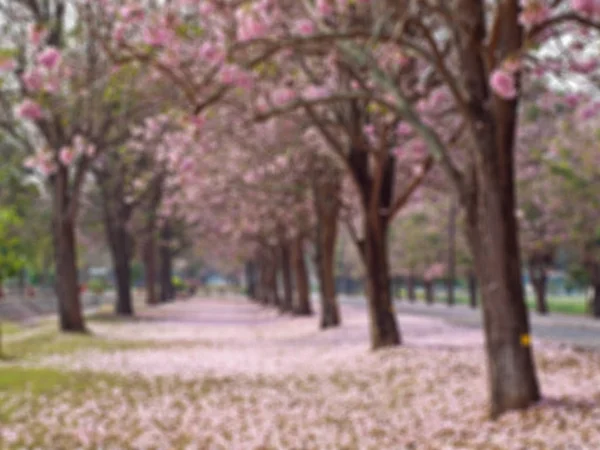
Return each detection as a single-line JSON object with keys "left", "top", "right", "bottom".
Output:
{"left": 1, "top": 297, "right": 600, "bottom": 449}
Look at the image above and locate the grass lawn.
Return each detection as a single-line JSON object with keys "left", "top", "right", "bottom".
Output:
{"left": 403, "top": 288, "right": 589, "bottom": 315}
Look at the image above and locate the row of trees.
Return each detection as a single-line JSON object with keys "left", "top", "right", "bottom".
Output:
{"left": 0, "top": 0, "right": 599, "bottom": 419}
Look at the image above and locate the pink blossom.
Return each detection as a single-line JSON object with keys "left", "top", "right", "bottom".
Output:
{"left": 22, "top": 69, "right": 44, "bottom": 91}
{"left": 571, "top": 0, "right": 600, "bottom": 15}
{"left": 16, "top": 99, "right": 44, "bottom": 120}
{"left": 489, "top": 69, "right": 517, "bottom": 99}
{"left": 237, "top": 16, "right": 268, "bottom": 41}
{"left": 294, "top": 19, "right": 314, "bottom": 36}
{"left": 143, "top": 26, "right": 171, "bottom": 47}
{"left": 36, "top": 47, "right": 61, "bottom": 70}
{"left": 23, "top": 156, "right": 37, "bottom": 169}
{"left": 59, "top": 147, "right": 75, "bottom": 166}
{"left": 316, "top": 0, "right": 334, "bottom": 15}
{"left": 272, "top": 87, "right": 296, "bottom": 106}
{"left": 519, "top": 0, "right": 552, "bottom": 27}
{"left": 303, "top": 85, "right": 329, "bottom": 100}
{"left": 396, "top": 122, "right": 413, "bottom": 137}
{"left": 28, "top": 24, "right": 47, "bottom": 46}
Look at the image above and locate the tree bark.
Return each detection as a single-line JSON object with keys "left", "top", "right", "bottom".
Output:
{"left": 361, "top": 217, "right": 401, "bottom": 349}
{"left": 528, "top": 257, "right": 548, "bottom": 315}
{"left": 245, "top": 260, "right": 257, "bottom": 300}
{"left": 51, "top": 166, "right": 86, "bottom": 332}
{"left": 279, "top": 242, "right": 294, "bottom": 312}
{"left": 292, "top": 236, "right": 312, "bottom": 315}
{"left": 109, "top": 226, "right": 134, "bottom": 315}
{"left": 53, "top": 216, "right": 86, "bottom": 332}
{"left": 313, "top": 174, "right": 341, "bottom": 329}
{"left": 447, "top": 198, "right": 457, "bottom": 306}
{"left": 143, "top": 233, "right": 158, "bottom": 305}
{"left": 468, "top": 270, "right": 478, "bottom": 309}
{"left": 592, "top": 284, "right": 600, "bottom": 319}
{"left": 159, "top": 222, "right": 175, "bottom": 303}
{"left": 455, "top": 0, "right": 540, "bottom": 417}
{"left": 424, "top": 280, "right": 435, "bottom": 305}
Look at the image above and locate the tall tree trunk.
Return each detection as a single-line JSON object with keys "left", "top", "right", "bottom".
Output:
{"left": 292, "top": 236, "right": 312, "bottom": 315}
{"left": 143, "top": 233, "right": 158, "bottom": 305}
{"left": 279, "top": 242, "right": 294, "bottom": 312}
{"left": 424, "top": 280, "right": 435, "bottom": 305}
{"left": 245, "top": 260, "right": 257, "bottom": 300}
{"left": 592, "top": 284, "right": 600, "bottom": 319}
{"left": 109, "top": 226, "right": 134, "bottom": 315}
{"left": 53, "top": 216, "right": 86, "bottom": 332}
{"left": 362, "top": 217, "right": 401, "bottom": 349}
{"left": 407, "top": 274, "right": 416, "bottom": 302}
{"left": 447, "top": 198, "right": 457, "bottom": 306}
{"left": 528, "top": 257, "right": 548, "bottom": 315}
{"left": 313, "top": 174, "right": 341, "bottom": 329}
{"left": 159, "top": 222, "right": 175, "bottom": 303}
{"left": 465, "top": 175, "right": 540, "bottom": 417}
{"left": 52, "top": 166, "right": 86, "bottom": 332}
{"left": 468, "top": 270, "right": 478, "bottom": 309}
{"left": 454, "top": 0, "right": 540, "bottom": 417}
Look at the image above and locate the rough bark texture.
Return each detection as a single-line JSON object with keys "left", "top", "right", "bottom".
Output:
{"left": 109, "top": 226, "right": 134, "bottom": 315}
{"left": 528, "top": 256, "right": 549, "bottom": 315}
{"left": 52, "top": 166, "right": 86, "bottom": 333}
{"left": 362, "top": 216, "right": 401, "bottom": 349}
{"left": 97, "top": 166, "right": 135, "bottom": 316}
{"left": 424, "top": 280, "right": 435, "bottom": 305}
{"left": 313, "top": 172, "right": 341, "bottom": 329}
{"left": 279, "top": 243, "right": 294, "bottom": 312}
{"left": 292, "top": 237, "right": 312, "bottom": 315}
{"left": 457, "top": 0, "right": 540, "bottom": 417}
{"left": 53, "top": 216, "right": 86, "bottom": 332}
{"left": 159, "top": 222, "right": 175, "bottom": 303}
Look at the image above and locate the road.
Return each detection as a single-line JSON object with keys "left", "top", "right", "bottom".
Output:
{"left": 339, "top": 295, "right": 600, "bottom": 350}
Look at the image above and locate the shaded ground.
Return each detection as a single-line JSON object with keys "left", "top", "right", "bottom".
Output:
{"left": 1, "top": 297, "right": 600, "bottom": 449}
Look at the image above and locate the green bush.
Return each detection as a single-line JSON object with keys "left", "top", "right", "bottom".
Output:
{"left": 88, "top": 278, "right": 109, "bottom": 295}
{"left": 172, "top": 276, "right": 186, "bottom": 292}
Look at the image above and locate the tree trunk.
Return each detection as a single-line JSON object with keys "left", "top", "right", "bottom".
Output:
{"left": 424, "top": 280, "right": 435, "bottom": 305}
{"left": 245, "top": 260, "right": 257, "bottom": 300}
{"left": 592, "top": 284, "right": 600, "bottom": 319}
{"left": 292, "top": 236, "right": 312, "bottom": 315}
{"left": 407, "top": 274, "right": 416, "bottom": 302}
{"left": 53, "top": 217, "right": 86, "bottom": 332}
{"left": 279, "top": 242, "right": 294, "bottom": 312}
{"left": 362, "top": 217, "right": 401, "bottom": 349}
{"left": 159, "top": 223, "right": 175, "bottom": 303}
{"left": 468, "top": 270, "right": 478, "bottom": 309}
{"left": 464, "top": 170, "right": 540, "bottom": 417}
{"left": 314, "top": 177, "right": 341, "bottom": 329}
{"left": 447, "top": 198, "right": 457, "bottom": 306}
{"left": 110, "top": 226, "right": 134, "bottom": 315}
{"left": 528, "top": 258, "right": 548, "bottom": 315}
{"left": 453, "top": 0, "right": 540, "bottom": 417}
{"left": 143, "top": 233, "right": 158, "bottom": 305}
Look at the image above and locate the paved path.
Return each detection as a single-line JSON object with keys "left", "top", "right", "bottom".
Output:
{"left": 339, "top": 295, "right": 600, "bottom": 350}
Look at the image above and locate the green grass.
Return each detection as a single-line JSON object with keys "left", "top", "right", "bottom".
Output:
{"left": 0, "top": 321, "right": 24, "bottom": 336}
{"left": 0, "top": 366, "right": 126, "bottom": 396}
{"left": 398, "top": 288, "right": 588, "bottom": 315}
{"left": 2, "top": 328, "right": 162, "bottom": 361}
